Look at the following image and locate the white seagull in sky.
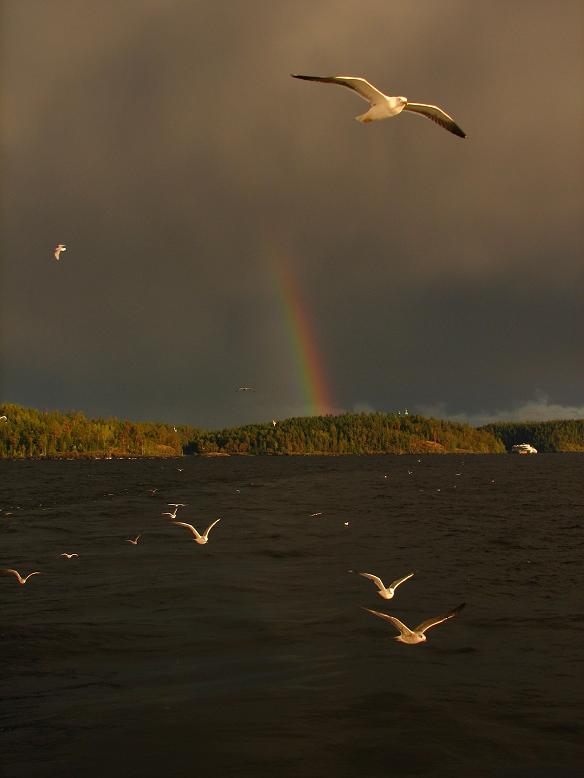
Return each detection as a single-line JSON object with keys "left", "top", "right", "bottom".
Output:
{"left": 363, "top": 602, "right": 465, "bottom": 644}
{"left": 60, "top": 553, "right": 79, "bottom": 559}
{"left": 172, "top": 518, "right": 221, "bottom": 544}
{"left": 359, "top": 571, "right": 414, "bottom": 600}
{"left": 53, "top": 243, "right": 67, "bottom": 261}
{"left": 126, "top": 535, "right": 141, "bottom": 545}
{"left": 238, "top": 386, "right": 255, "bottom": 392}
{"left": 291, "top": 74, "right": 466, "bottom": 138}
{"left": 2, "top": 568, "right": 42, "bottom": 585}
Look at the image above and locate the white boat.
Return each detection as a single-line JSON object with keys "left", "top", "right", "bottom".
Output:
{"left": 511, "top": 443, "right": 537, "bottom": 454}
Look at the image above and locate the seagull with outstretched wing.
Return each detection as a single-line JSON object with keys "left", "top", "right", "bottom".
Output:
{"left": 2, "top": 568, "right": 41, "bottom": 585}
{"left": 291, "top": 74, "right": 466, "bottom": 138}
{"left": 173, "top": 518, "right": 221, "bottom": 545}
{"left": 363, "top": 602, "right": 465, "bottom": 644}
{"left": 359, "top": 570, "right": 414, "bottom": 600}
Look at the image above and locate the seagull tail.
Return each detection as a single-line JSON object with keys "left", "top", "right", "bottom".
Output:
{"left": 355, "top": 111, "right": 374, "bottom": 124}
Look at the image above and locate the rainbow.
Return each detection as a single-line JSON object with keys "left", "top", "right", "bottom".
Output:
{"left": 276, "top": 263, "right": 334, "bottom": 416}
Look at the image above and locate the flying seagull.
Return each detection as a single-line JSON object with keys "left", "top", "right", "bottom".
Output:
{"left": 162, "top": 503, "right": 186, "bottom": 519}
{"left": 2, "top": 568, "right": 41, "bottom": 585}
{"left": 291, "top": 74, "right": 466, "bottom": 138}
{"left": 60, "top": 553, "right": 79, "bottom": 559}
{"left": 363, "top": 603, "right": 465, "bottom": 644}
{"left": 359, "top": 571, "right": 414, "bottom": 600}
{"left": 53, "top": 243, "right": 67, "bottom": 260}
{"left": 172, "top": 518, "right": 221, "bottom": 544}
{"left": 238, "top": 386, "right": 255, "bottom": 392}
{"left": 126, "top": 535, "right": 141, "bottom": 545}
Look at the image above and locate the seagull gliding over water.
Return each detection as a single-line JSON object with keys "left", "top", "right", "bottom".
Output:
{"left": 2, "top": 568, "right": 41, "bottom": 585}
{"left": 173, "top": 519, "right": 221, "bottom": 544}
{"left": 359, "top": 571, "right": 414, "bottom": 600}
{"left": 363, "top": 603, "right": 465, "bottom": 644}
{"left": 291, "top": 74, "right": 466, "bottom": 138}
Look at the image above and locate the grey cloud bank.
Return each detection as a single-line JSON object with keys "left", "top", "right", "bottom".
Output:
{"left": 1, "top": 1, "right": 582, "bottom": 428}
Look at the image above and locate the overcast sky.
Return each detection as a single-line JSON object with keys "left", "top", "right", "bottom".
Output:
{"left": 1, "top": 0, "right": 583, "bottom": 429}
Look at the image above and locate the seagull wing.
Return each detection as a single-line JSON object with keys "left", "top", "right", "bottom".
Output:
{"left": 388, "top": 572, "right": 414, "bottom": 591}
{"left": 203, "top": 518, "right": 221, "bottom": 538}
{"left": 23, "top": 572, "right": 41, "bottom": 582}
{"left": 403, "top": 102, "right": 466, "bottom": 138}
{"left": 173, "top": 521, "right": 202, "bottom": 539}
{"left": 292, "top": 74, "right": 388, "bottom": 105}
{"left": 359, "top": 572, "right": 386, "bottom": 591}
{"left": 362, "top": 607, "right": 415, "bottom": 637}
{"left": 2, "top": 568, "right": 23, "bottom": 583}
{"left": 416, "top": 603, "right": 465, "bottom": 634}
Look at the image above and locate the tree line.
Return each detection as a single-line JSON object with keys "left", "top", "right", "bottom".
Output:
{"left": 186, "top": 412, "right": 504, "bottom": 455}
{"left": 0, "top": 403, "right": 198, "bottom": 458}
{"left": 0, "top": 404, "right": 507, "bottom": 458}
{"left": 480, "top": 419, "right": 584, "bottom": 452}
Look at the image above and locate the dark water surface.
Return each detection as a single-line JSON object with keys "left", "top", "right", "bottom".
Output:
{"left": 1, "top": 455, "right": 583, "bottom": 777}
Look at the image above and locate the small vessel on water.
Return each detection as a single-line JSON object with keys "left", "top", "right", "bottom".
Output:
{"left": 511, "top": 443, "right": 537, "bottom": 454}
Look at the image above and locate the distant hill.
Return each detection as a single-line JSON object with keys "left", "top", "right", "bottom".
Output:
{"left": 185, "top": 413, "right": 504, "bottom": 456}
{"left": 0, "top": 402, "right": 199, "bottom": 458}
{"left": 0, "top": 404, "right": 505, "bottom": 458}
{"left": 480, "top": 419, "right": 584, "bottom": 452}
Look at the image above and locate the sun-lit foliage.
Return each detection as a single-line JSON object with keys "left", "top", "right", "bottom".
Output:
{"left": 0, "top": 403, "right": 198, "bottom": 458}
{"left": 185, "top": 413, "right": 504, "bottom": 456}
{"left": 480, "top": 420, "right": 584, "bottom": 452}
{"left": 0, "top": 404, "right": 507, "bottom": 458}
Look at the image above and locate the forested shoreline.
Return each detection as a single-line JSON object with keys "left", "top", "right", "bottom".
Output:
{"left": 1, "top": 402, "right": 505, "bottom": 457}
{"left": 186, "top": 413, "right": 504, "bottom": 455}
{"left": 2, "top": 402, "right": 583, "bottom": 458}
{"left": 0, "top": 403, "right": 197, "bottom": 458}
{"left": 479, "top": 420, "right": 584, "bottom": 453}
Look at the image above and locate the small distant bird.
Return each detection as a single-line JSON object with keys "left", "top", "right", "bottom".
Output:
{"left": 173, "top": 519, "right": 220, "bottom": 544}
{"left": 162, "top": 504, "right": 186, "bottom": 519}
{"left": 291, "top": 74, "right": 466, "bottom": 138}
{"left": 148, "top": 488, "right": 159, "bottom": 495}
{"left": 2, "top": 568, "right": 41, "bottom": 585}
{"left": 0, "top": 415, "right": 7, "bottom": 422}
{"left": 60, "top": 553, "right": 79, "bottom": 559}
{"left": 126, "top": 535, "right": 141, "bottom": 545}
{"left": 238, "top": 386, "right": 254, "bottom": 392}
{"left": 359, "top": 571, "right": 414, "bottom": 600}
{"left": 310, "top": 512, "right": 323, "bottom": 517}
{"left": 272, "top": 420, "right": 277, "bottom": 427}
{"left": 344, "top": 521, "right": 350, "bottom": 526}
{"left": 177, "top": 468, "right": 183, "bottom": 472}
{"left": 363, "top": 603, "right": 465, "bottom": 644}
{"left": 173, "top": 426, "right": 178, "bottom": 432}
{"left": 53, "top": 243, "right": 66, "bottom": 261}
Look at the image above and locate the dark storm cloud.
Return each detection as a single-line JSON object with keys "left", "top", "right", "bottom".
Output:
{"left": 2, "top": 0, "right": 583, "bottom": 427}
